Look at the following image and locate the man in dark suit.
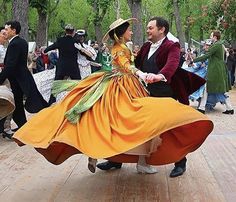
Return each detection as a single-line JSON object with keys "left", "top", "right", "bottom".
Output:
{"left": 97, "top": 17, "right": 205, "bottom": 178}
{"left": 0, "top": 21, "right": 48, "bottom": 137}
{"left": 44, "top": 24, "right": 81, "bottom": 104}
{"left": 44, "top": 24, "right": 80, "bottom": 80}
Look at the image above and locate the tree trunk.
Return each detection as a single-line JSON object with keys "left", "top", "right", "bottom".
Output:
{"left": 91, "top": 1, "right": 106, "bottom": 45}
{"left": 169, "top": 13, "right": 174, "bottom": 32}
{"left": 127, "top": 0, "right": 143, "bottom": 46}
{"left": 231, "top": 41, "right": 236, "bottom": 49}
{"left": 12, "top": 0, "right": 29, "bottom": 41}
{"left": 47, "top": 0, "right": 60, "bottom": 42}
{"left": 95, "top": 23, "right": 103, "bottom": 45}
{"left": 36, "top": 10, "right": 48, "bottom": 47}
{"left": 172, "top": 0, "right": 185, "bottom": 48}
{"left": 185, "top": 16, "right": 191, "bottom": 47}
{"left": 114, "top": 0, "right": 121, "bottom": 19}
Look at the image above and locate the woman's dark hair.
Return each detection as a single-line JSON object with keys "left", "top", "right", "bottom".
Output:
{"left": 108, "top": 22, "right": 130, "bottom": 40}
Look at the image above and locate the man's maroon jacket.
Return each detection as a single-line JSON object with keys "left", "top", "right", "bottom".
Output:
{"left": 135, "top": 38, "right": 205, "bottom": 105}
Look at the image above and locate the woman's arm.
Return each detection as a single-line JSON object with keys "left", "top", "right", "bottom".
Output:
{"left": 113, "top": 49, "right": 147, "bottom": 80}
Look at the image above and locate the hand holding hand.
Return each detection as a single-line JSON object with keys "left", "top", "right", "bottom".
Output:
{"left": 145, "top": 73, "right": 163, "bottom": 83}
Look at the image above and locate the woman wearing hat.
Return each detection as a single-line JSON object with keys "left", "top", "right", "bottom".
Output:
{"left": 13, "top": 18, "right": 213, "bottom": 175}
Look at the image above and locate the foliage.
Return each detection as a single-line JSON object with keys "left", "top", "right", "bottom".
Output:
{"left": 29, "top": 0, "right": 47, "bottom": 14}
{"left": 0, "top": 0, "right": 12, "bottom": 25}
{"left": 47, "top": 0, "right": 91, "bottom": 40}
{"left": 1, "top": 0, "right": 235, "bottom": 43}
{"left": 207, "top": 0, "right": 236, "bottom": 41}
{"left": 86, "top": 0, "right": 113, "bottom": 25}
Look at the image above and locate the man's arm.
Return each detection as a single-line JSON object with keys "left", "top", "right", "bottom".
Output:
{"left": 159, "top": 42, "right": 180, "bottom": 83}
{"left": 193, "top": 52, "right": 210, "bottom": 63}
{"left": 44, "top": 41, "right": 59, "bottom": 53}
{"left": 0, "top": 43, "right": 21, "bottom": 84}
{"left": 193, "top": 43, "right": 218, "bottom": 63}
{"left": 146, "top": 42, "right": 180, "bottom": 83}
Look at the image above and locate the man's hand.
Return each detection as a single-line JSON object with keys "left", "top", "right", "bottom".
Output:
{"left": 146, "top": 73, "right": 163, "bottom": 83}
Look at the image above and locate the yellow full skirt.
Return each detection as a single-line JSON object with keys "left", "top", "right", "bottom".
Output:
{"left": 13, "top": 72, "right": 213, "bottom": 165}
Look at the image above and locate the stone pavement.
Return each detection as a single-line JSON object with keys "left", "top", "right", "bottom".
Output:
{"left": 0, "top": 88, "right": 235, "bottom": 202}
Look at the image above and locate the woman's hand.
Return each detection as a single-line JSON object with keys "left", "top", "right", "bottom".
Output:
{"left": 136, "top": 70, "right": 147, "bottom": 81}
{"left": 74, "top": 43, "right": 82, "bottom": 50}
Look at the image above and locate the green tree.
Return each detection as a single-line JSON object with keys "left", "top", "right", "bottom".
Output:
{"left": 207, "top": 0, "right": 236, "bottom": 43}
{"left": 30, "top": 0, "right": 60, "bottom": 47}
{"left": 0, "top": 0, "right": 12, "bottom": 24}
{"left": 87, "top": 0, "right": 113, "bottom": 44}
{"left": 172, "top": 0, "right": 185, "bottom": 47}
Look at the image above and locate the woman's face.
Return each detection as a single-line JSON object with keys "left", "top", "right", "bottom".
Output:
{"left": 122, "top": 26, "right": 133, "bottom": 42}
{"left": 0, "top": 29, "right": 7, "bottom": 44}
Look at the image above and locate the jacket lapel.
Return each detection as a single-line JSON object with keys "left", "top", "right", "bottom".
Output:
{"left": 4, "top": 36, "right": 19, "bottom": 65}
{"left": 155, "top": 37, "right": 168, "bottom": 58}
{"left": 142, "top": 42, "right": 151, "bottom": 58}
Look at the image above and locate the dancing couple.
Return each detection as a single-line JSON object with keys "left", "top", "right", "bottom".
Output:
{"left": 13, "top": 17, "right": 213, "bottom": 178}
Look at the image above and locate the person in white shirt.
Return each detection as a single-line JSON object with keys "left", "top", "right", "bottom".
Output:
{"left": 0, "top": 26, "right": 14, "bottom": 139}
{"left": 0, "top": 26, "right": 6, "bottom": 68}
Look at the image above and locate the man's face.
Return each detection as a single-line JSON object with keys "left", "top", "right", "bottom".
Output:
{"left": 210, "top": 32, "right": 217, "bottom": 43}
{"left": 146, "top": 20, "right": 165, "bottom": 43}
{"left": 4, "top": 25, "right": 16, "bottom": 40}
{"left": 0, "top": 29, "right": 7, "bottom": 44}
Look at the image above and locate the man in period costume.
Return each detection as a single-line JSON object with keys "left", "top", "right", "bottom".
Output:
{"left": 97, "top": 17, "right": 205, "bottom": 178}
{"left": 44, "top": 24, "right": 81, "bottom": 104}
{"left": 0, "top": 21, "right": 48, "bottom": 136}
{"left": 44, "top": 24, "right": 80, "bottom": 80}
{"left": 193, "top": 30, "right": 234, "bottom": 114}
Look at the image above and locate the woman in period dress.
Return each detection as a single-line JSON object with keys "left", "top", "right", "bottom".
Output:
{"left": 13, "top": 18, "right": 213, "bottom": 174}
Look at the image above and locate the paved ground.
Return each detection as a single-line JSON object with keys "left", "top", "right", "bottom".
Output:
{"left": 0, "top": 88, "right": 236, "bottom": 202}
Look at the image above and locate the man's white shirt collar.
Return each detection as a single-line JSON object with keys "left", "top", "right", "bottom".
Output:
{"left": 148, "top": 37, "right": 166, "bottom": 59}
{"left": 9, "top": 35, "right": 19, "bottom": 43}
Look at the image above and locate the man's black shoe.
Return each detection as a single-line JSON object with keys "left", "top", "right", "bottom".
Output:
{"left": 169, "top": 166, "right": 186, "bottom": 178}
{"left": 222, "top": 109, "right": 234, "bottom": 115}
{"left": 97, "top": 161, "right": 122, "bottom": 170}
{"left": 197, "top": 109, "right": 205, "bottom": 114}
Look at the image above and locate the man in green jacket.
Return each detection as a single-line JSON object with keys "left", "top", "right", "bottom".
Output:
{"left": 193, "top": 30, "right": 234, "bottom": 114}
